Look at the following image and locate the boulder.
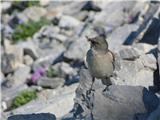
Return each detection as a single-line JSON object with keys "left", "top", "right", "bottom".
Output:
{"left": 139, "top": 54, "right": 157, "bottom": 70}
{"left": 64, "top": 37, "right": 90, "bottom": 61}
{"left": 20, "top": 6, "right": 47, "bottom": 22}
{"left": 119, "top": 47, "right": 140, "bottom": 60}
{"left": 133, "top": 43, "right": 156, "bottom": 54}
{"left": 2, "top": 84, "right": 28, "bottom": 111}
{"left": 73, "top": 69, "right": 159, "bottom": 120}
{"left": 37, "top": 77, "right": 65, "bottom": 89}
{"left": 1, "top": 54, "right": 21, "bottom": 74}
{"left": 53, "top": 62, "right": 77, "bottom": 78}
{"left": 111, "top": 58, "right": 155, "bottom": 88}
{"left": 92, "top": 85, "right": 159, "bottom": 120}
{"left": 108, "top": 24, "right": 139, "bottom": 52}
{"left": 10, "top": 66, "right": 31, "bottom": 86}
{"left": 39, "top": 0, "right": 50, "bottom": 6}
{"left": 34, "top": 25, "right": 60, "bottom": 39}
{"left": 147, "top": 104, "right": 160, "bottom": 120}
{"left": 80, "top": 1, "right": 101, "bottom": 12}
{"left": 2, "top": 41, "right": 24, "bottom": 74}
{"left": 32, "top": 41, "right": 65, "bottom": 71}
{"left": 59, "top": 15, "right": 82, "bottom": 29}
{"left": 1, "top": 2, "right": 11, "bottom": 12}
{"left": 23, "top": 55, "right": 34, "bottom": 66}
{"left": 17, "top": 40, "right": 39, "bottom": 60}
{"left": 6, "top": 84, "right": 78, "bottom": 118}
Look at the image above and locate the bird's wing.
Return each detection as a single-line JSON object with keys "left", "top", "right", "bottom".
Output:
{"left": 108, "top": 50, "right": 115, "bottom": 62}
{"left": 108, "top": 50, "right": 116, "bottom": 70}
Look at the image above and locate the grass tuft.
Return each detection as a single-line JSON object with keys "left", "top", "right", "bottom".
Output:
{"left": 12, "top": 18, "right": 50, "bottom": 43}
{"left": 12, "top": 90, "right": 37, "bottom": 109}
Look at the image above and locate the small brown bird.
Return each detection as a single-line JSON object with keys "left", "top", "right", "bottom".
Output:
{"left": 86, "top": 35, "right": 115, "bottom": 88}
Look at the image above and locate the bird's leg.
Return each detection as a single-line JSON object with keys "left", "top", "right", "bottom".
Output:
{"left": 87, "top": 77, "right": 95, "bottom": 94}
{"left": 91, "top": 77, "right": 95, "bottom": 91}
{"left": 102, "top": 78, "right": 112, "bottom": 91}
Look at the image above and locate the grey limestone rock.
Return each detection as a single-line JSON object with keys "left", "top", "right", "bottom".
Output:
{"left": 37, "top": 77, "right": 65, "bottom": 89}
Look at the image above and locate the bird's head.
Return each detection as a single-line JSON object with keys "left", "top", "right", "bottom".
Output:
{"left": 86, "top": 36, "right": 108, "bottom": 51}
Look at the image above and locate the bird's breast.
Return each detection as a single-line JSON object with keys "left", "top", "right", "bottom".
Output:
{"left": 86, "top": 49, "right": 114, "bottom": 79}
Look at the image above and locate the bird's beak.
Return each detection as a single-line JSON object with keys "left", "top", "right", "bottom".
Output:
{"left": 85, "top": 36, "right": 96, "bottom": 43}
{"left": 85, "top": 36, "right": 90, "bottom": 42}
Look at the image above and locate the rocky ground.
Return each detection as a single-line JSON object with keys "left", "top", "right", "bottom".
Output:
{"left": 1, "top": 1, "right": 160, "bottom": 120}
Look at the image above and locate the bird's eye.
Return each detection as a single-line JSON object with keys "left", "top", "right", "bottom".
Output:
{"left": 91, "top": 41, "right": 98, "bottom": 44}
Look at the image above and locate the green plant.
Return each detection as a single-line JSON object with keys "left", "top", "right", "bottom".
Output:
{"left": 12, "top": 90, "right": 37, "bottom": 109}
{"left": 12, "top": 18, "right": 50, "bottom": 43}
{"left": 46, "top": 67, "right": 58, "bottom": 78}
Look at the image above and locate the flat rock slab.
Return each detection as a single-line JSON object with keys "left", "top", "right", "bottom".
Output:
{"left": 8, "top": 113, "right": 56, "bottom": 120}
{"left": 92, "top": 85, "right": 159, "bottom": 120}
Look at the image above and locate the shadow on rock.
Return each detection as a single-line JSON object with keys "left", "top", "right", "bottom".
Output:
{"left": 8, "top": 113, "right": 56, "bottom": 120}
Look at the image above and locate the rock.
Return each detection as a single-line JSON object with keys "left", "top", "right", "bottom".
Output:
{"left": 1, "top": 54, "right": 20, "bottom": 74}
{"left": 79, "top": 23, "right": 99, "bottom": 38}
{"left": 2, "top": 84, "right": 28, "bottom": 111}
{"left": 8, "top": 16, "right": 23, "bottom": 28}
{"left": 0, "top": 72, "right": 5, "bottom": 84}
{"left": 6, "top": 84, "right": 78, "bottom": 118}
{"left": 127, "top": 2, "right": 149, "bottom": 24}
{"left": 139, "top": 54, "right": 157, "bottom": 70}
{"left": 52, "top": 33, "right": 67, "bottom": 43}
{"left": 44, "top": 7, "right": 62, "bottom": 20}
{"left": 111, "top": 58, "right": 154, "bottom": 88}
{"left": 37, "top": 39, "right": 65, "bottom": 58}
{"left": 53, "top": 62, "right": 76, "bottom": 78}
{"left": 81, "top": 1, "right": 101, "bottom": 12}
{"left": 64, "top": 37, "right": 90, "bottom": 61}
{"left": 17, "top": 40, "right": 39, "bottom": 60}
{"left": 38, "top": 84, "right": 78, "bottom": 118}
{"left": 23, "top": 55, "right": 34, "bottom": 66}
{"left": 2, "top": 14, "right": 10, "bottom": 25}
{"left": 108, "top": 24, "right": 139, "bottom": 52}
{"left": 62, "top": 2, "right": 86, "bottom": 16}
{"left": 2, "top": 112, "right": 7, "bottom": 120}
{"left": 1, "top": 2, "right": 11, "bottom": 12}
{"left": 1, "top": 42, "right": 24, "bottom": 74}
{"left": 93, "top": 2, "right": 135, "bottom": 28}
{"left": 92, "top": 85, "right": 159, "bottom": 120}
{"left": 138, "top": 3, "right": 160, "bottom": 45}
{"left": 8, "top": 113, "right": 56, "bottom": 120}
{"left": 147, "top": 104, "right": 160, "bottom": 120}
{"left": 158, "top": 38, "right": 160, "bottom": 79}
{"left": 73, "top": 11, "right": 89, "bottom": 21}
{"left": 73, "top": 69, "right": 159, "bottom": 120}
{"left": 37, "top": 25, "right": 67, "bottom": 43}
{"left": 34, "top": 25, "right": 60, "bottom": 39}
{"left": 40, "top": 0, "right": 50, "bottom": 6}
{"left": 2, "top": 25, "right": 13, "bottom": 38}
{"left": 133, "top": 43, "right": 156, "bottom": 54}
{"left": 119, "top": 47, "right": 141, "bottom": 60}
{"left": 21, "top": 6, "right": 47, "bottom": 22}
{"left": 32, "top": 40, "right": 65, "bottom": 71}
{"left": 73, "top": 69, "right": 105, "bottom": 119}
{"left": 11, "top": 66, "right": 31, "bottom": 86}
{"left": 16, "top": 13, "right": 29, "bottom": 24}
{"left": 37, "top": 77, "right": 65, "bottom": 89}
{"left": 59, "top": 15, "right": 82, "bottom": 29}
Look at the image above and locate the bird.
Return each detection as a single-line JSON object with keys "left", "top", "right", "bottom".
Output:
{"left": 86, "top": 35, "right": 115, "bottom": 89}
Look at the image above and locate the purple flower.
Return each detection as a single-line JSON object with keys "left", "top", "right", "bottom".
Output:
{"left": 31, "top": 68, "right": 45, "bottom": 84}
{"left": 18, "top": 19, "right": 24, "bottom": 25}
